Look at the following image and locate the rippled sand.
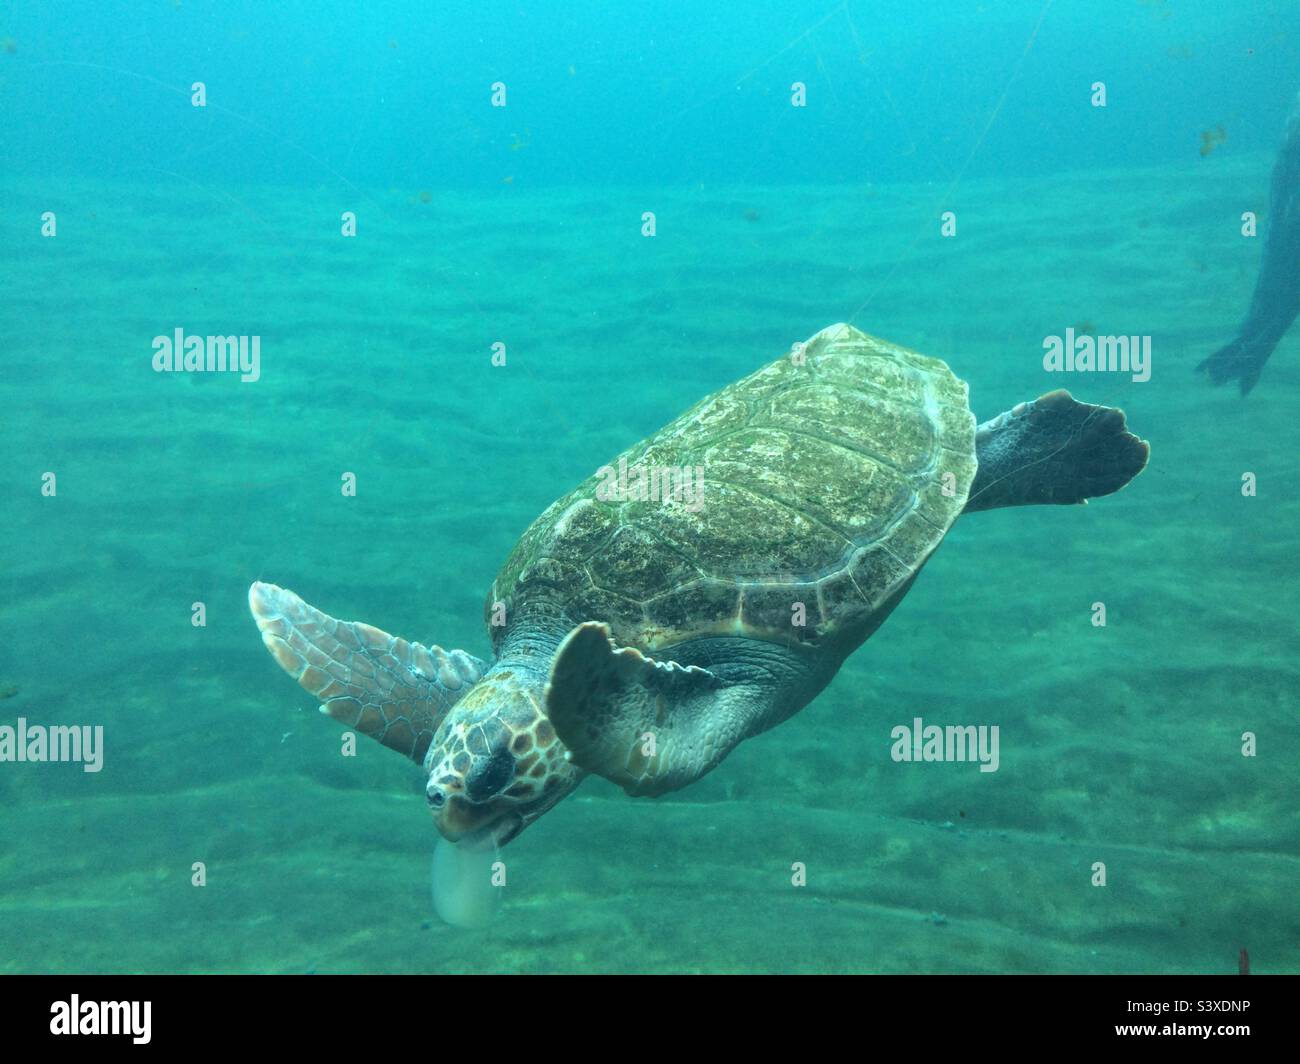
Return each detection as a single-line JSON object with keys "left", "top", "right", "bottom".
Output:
{"left": 1, "top": 162, "right": 1296, "bottom": 972}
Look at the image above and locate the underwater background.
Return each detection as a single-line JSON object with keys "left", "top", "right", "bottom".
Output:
{"left": 1, "top": 0, "right": 1298, "bottom": 973}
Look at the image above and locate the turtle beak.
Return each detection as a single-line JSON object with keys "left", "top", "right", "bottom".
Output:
{"left": 430, "top": 792, "right": 487, "bottom": 842}
{"left": 431, "top": 792, "right": 524, "bottom": 848}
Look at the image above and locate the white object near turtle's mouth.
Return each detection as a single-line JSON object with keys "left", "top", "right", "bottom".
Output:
{"left": 431, "top": 835, "right": 502, "bottom": 930}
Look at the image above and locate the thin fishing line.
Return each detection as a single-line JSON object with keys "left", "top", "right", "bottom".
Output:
{"left": 845, "top": 0, "right": 1055, "bottom": 327}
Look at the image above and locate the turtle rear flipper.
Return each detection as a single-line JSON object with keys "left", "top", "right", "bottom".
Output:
{"left": 546, "top": 623, "right": 763, "bottom": 797}
{"left": 962, "top": 389, "right": 1149, "bottom": 513}
{"left": 248, "top": 582, "right": 486, "bottom": 765}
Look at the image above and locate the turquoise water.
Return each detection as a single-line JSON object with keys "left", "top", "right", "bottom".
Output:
{"left": 1, "top": 2, "right": 1297, "bottom": 973}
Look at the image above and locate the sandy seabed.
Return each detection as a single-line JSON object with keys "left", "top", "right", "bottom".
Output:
{"left": 1, "top": 160, "right": 1296, "bottom": 973}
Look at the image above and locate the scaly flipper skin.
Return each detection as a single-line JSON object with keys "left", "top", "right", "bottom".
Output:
{"left": 248, "top": 582, "right": 486, "bottom": 764}
{"left": 962, "top": 390, "right": 1149, "bottom": 513}
{"left": 547, "top": 621, "right": 773, "bottom": 797}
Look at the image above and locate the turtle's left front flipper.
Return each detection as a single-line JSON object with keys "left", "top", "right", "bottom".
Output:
{"left": 546, "top": 622, "right": 761, "bottom": 797}
{"left": 248, "top": 582, "right": 486, "bottom": 765}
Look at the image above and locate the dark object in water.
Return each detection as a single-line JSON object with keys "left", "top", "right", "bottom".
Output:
{"left": 1200, "top": 91, "right": 1300, "bottom": 395}
{"left": 1239, "top": 947, "right": 1250, "bottom": 975}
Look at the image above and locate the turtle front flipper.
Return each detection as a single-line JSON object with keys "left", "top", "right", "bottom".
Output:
{"left": 963, "top": 389, "right": 1149, "bottom": 513}
{"left": 545, "top": 622, "right": 765, "bottom": 797}
{"left": 248, "top": 582, "right": 486, "bottom": 765}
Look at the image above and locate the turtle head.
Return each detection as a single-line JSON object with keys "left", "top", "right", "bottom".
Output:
{"left": 422, "top": 667, "right": 580, "bottom": 847}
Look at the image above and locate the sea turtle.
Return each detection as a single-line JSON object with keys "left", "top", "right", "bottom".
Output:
{"left": 249, "top": 323, "right": 1148, "bottom": 850}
